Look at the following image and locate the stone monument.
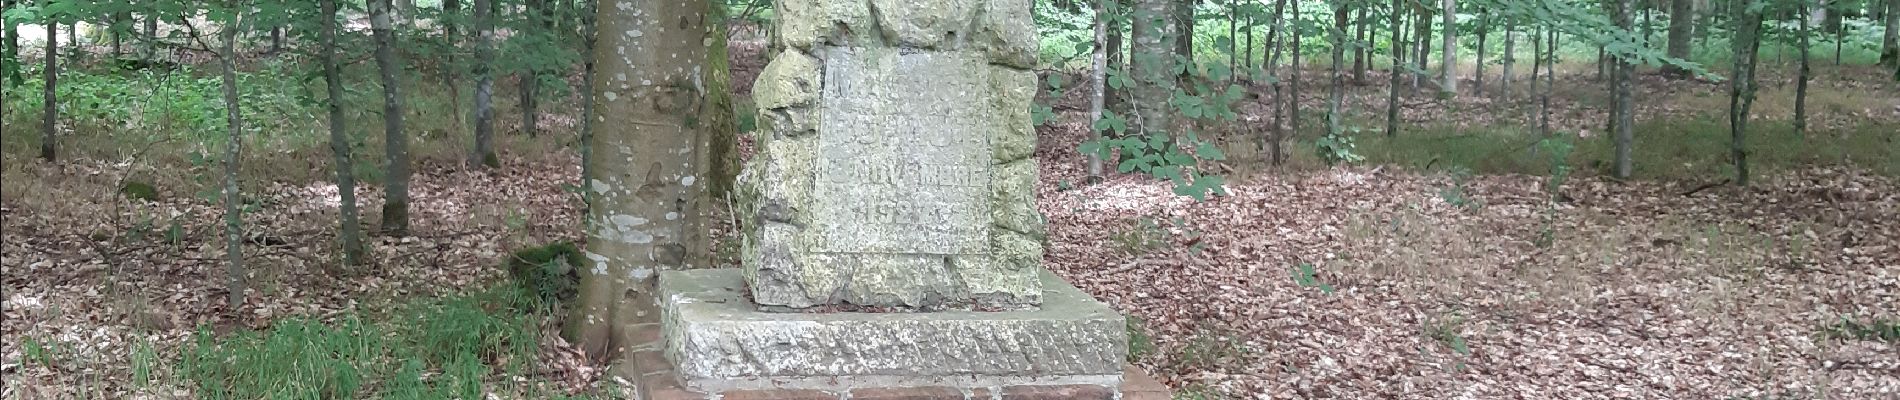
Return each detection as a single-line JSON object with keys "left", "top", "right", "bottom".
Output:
{"left": 651, "top": 0, "right": 1155, "bottom": 396}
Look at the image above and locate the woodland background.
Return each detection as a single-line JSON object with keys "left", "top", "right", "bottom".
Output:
{"left": 1, "top": 0, "right": 1897, "bottom": 398}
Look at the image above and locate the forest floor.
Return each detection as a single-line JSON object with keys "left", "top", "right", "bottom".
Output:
{"left": 4, "top": 45, "right": 1900, "bottom": 398}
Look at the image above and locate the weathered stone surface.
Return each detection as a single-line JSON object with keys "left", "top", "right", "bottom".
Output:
{"left": 989, "top": 159, "right": 1040, "bottom": 236}
{"left": 752, "top": 49, "right": 822, "bottom": 111}
{"left": 661, "top": 269, "right": 1126, "bottom": 392}
{"left": 739, "top": 0, "right": 1048, "bottom": 310}
{"left": 775, "top": 0, "right": 873, "bottom": 50}
{"left": 972, "top": 0, "right": 1037, "bottom": 68}
{"left": 869, "top": 0, "right": 978, "bottom": 48}
{"left": 811, "top": 48, "right": 993, "bottom": 255}
{"left": 987, "top": 67, "right": 1039, "bottom": 164}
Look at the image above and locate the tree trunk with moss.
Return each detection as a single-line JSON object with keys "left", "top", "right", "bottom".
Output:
{"left": 567, "top": 0, "right": 711, "bottom": 362}
{"left": 706, "top": 7, "right": 741, "bottom": 202}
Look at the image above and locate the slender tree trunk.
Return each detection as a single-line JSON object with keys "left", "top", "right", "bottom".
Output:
{"left": 1795, "top": 0, "right": 1811, "bottom": 135}
{"left": 1531, "top": 26, "right": 1542, "bottom": 100}
{"left": 1476, "top": 8, "right": 1488, "bottom": 96}
{"left": 142, "top": 12, "right": 157, "bottom": 60}
{"left": 1883, "top": 0, "right": 1899, "bottom": 66}
{"left": 1387, "top": 0, "right": 1404, "bottom": 137}
{"left": 111, "top": 12, "right": 125, "bottom": 56}
{"left": 1830, "top": 1, "right": 1842, "bottom": 65}
{"left": 1730, "top": 2, "right": 1763, "bottom": 185}
{"left": 270, "top": 26, "right": 283, "bottom": 53}
{"left": 371, "top": 0, "right": 413, "bottom": 235}
{"left": 1353, "top": 5, "right": 1369, "bottom": 82}
{"left": 216, "top": 22, "right": 245, "bottom": 308}
{"left": 445, "top": 0, "right": 465, "bottom": 146}
{"left": 1228, "top": 2, "right": 1238, "bottom": 76}
{"left": 1174, "top": 0, "right": 1194, "bottom": 62}
{"left": 41, "top": 17, "right": 55, "bottom": 162}
{"left": 1663, "top": 0, "right": 1694, "bottom": 77}
{"left": 567, "top": 0, "right": 712, "bottom": 361}
{"left": 1501, "top": 21, "right": 1515, "bottom": 96}
{"left": 2, "top": 0, "right": 18, "bottom": 88}
{"left": 1089, "top": 0, "right": 1109, "bottom": 181}
{"left": 1541, "top": 28, "right": 1554, "bottom": 137}
{"left": 1412, "top": 7, "right": 1428, "bottom": 90}
{"left": 1266, "top": 0, "right": 1286, "bottom": 164}
{"left": 520, "top": 0, "right": 547, "bottom": 138}
{"left": 1440, "top": 0, "right": 1457, "bottom": 97}
{"left": 1643, "top": 0, "right": 1655, "bottom": 45}
{"left": 1612, "top": 0, "right": 1634, "bottom": 178}
{"left": 704, "top": 4, "right": 740, "bottom": 200}
{"left": 1289, "top": 0, "right": 1303, "bottom": 137}
{"left": 1106, "top": 3, "right": 1125, "bottom": 114}
{"left": 322, "top": 0, "right": 364, "bottom": 269}
{"left": 1328, "top": 2, "right": 1347, "bottom": 140}
{"left": 1245, "top": 11, "right": 1254, "bottom": 68}
{"left": 1133, "top": 0, "right": 1175, "bottom": 142}
{"left": 470, "top": 0, "right": 498, "bottom": 168}
{"left": 1596, "top": 47, "right": 1606, "bottom": 80}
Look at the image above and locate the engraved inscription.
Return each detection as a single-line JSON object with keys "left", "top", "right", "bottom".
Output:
{"left": 813, "top": 47, "right": 992, "bottom": 254}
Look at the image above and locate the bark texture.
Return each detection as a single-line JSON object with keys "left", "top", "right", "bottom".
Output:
{"left": 1663, "top": 0, "right": 1693, "bottom": 77}
{"left": 323, "top": 0, "right": 365, "bottom": 270}
{"left": 372, "top": 0, "right": 412, "bottom": 236}
{"left": 470, "top": 0, "right": 498, "bottom": 168}
{"left": 217, "top": 21, "right": 245, "bottom": 308}
{"left": 567, "top": 0, "right": 712, "bottom": 361}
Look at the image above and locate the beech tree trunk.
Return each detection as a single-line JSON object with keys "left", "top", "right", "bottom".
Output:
{"left": 371, "top": 0, "right": 413, "bottom": 235}
{"left": 520, "top": 0, "right": 548, "bottom": 138}
{"left": 1440, "top": 0, "right": 1458, "bottom": 97}
{"left": 1795, "top": 0, "right": 1811, "bottom": 135}
{"left": 41, "top": 14, "right": 55, "bottom": 162}
{"left": 1883, "top": 0, "right": 1899, "bottom": 66}
{"left": 216, "top": 20, "right": 245, "bottom": 308}
{"left": 1106, "top": 2, "right": 1125, "bottom": 114}
{"left": 1089, "top": 0, "right": 1109, "bottom": 181}
{"left": 1730, "top": 0, "right": 1764, "bottom": 185}
{"left": 1266, "top": 0, "right": 1287, "bottom": 164}
{"left": 1476, "top": 8, "right": 1489, "bottom": 96}
{"left": 470, "top": 0, "right": 498, "bottom": 168}
{"left": 322, "top": 0, "right": 364, "bottom": 270}
{"left": 1289, "top": 0, "right": 1303, "bottom": 136}
{"left": 1412, "top": 7, "right": 1428, "bottom": 90}
{"left": 1387, "top": 0, "right": 1403, "bottom": 137}
{"left": 1174, "top": 0, "right": 1194, "bottom": 63}
{"left": 568, "top": 0, "right": 712, "bottom": 361}
{"left": 1328, "top": 2, "right": 1347, "bottom": 138}
{"left": 1353, "top": 5, "right": 1369, "bottom": 82}
{"left": 1501, "top": 21, "right": 1515, "bottom": 96}
{"left": 1663, "top": 0, "right": 1693, "bottom": 77}
{"left": 1132, "top": 0, "right": 1176, "bottom": 141}
{"left": 1611, "top": 0, "right": 1634, "bottom": 178}
{"left": 444, "top": 0, "right": 465, "bottom": 146}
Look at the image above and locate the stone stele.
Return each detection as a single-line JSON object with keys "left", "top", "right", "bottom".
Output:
{"left": 737, "top": 0, "right": 1044, "bottom": 311}
{"left": 656, "top": 0, "right": 1131, "bottom": 394}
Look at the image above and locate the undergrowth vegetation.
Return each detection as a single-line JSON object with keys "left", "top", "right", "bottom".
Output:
{"left": 178, "top": 287, "right": 554, "bottom": 399}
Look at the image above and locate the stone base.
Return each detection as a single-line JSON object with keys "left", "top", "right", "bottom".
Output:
{"left": 655, "top": 268, "right": 1137, "bottom": 396}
